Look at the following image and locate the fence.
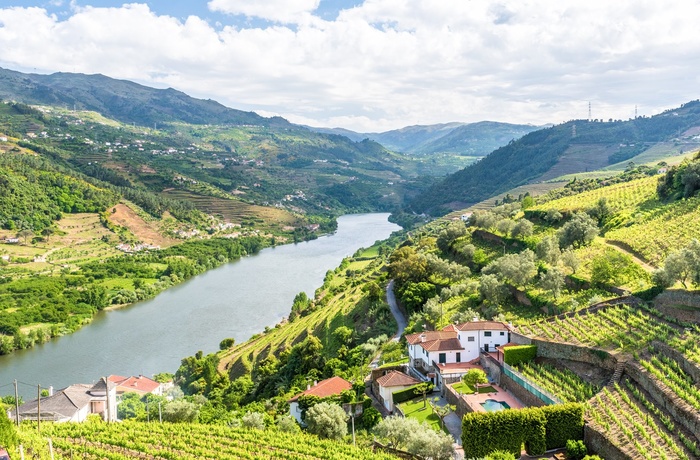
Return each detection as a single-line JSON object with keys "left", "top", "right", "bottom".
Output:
{"left": 502, "top": 362, "right": 562, "bottom": 405}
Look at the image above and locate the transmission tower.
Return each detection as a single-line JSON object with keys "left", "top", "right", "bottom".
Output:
{"left": 588, "top": 101, "right": 592, "bottom": 121}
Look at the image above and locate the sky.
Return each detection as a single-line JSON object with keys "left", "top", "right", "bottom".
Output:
{"left": 1, "top": 1, "right": 700, "bottom": 132}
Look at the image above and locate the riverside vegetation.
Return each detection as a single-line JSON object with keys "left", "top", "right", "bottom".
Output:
{"left": 3, "top": 86, "right": 700, "bottom": 457}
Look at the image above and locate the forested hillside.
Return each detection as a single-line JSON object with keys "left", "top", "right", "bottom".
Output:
{"left": 410, "top": 100, "right": 700, "bottom": 215}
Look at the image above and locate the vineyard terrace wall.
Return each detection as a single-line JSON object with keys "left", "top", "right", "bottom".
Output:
{"left": 510, "top": 332, "right": 619, "bottom": 371}
{"left": 651, "top": 340, "right": 700, "bottom": 384}
{"left": 624, "top": 361, "right": 700, "bottom": 443}
{"left": 583, "top": 423, "right": 633, "bottom": 460}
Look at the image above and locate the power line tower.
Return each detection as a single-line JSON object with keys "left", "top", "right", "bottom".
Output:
{"left": 635, "top": 105, "right": 638, "bottom": 119}
{"left": 588, "top": 101, "right": 592, "bottom": 121}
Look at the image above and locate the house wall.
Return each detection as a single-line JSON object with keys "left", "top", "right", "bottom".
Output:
{"left": 457, "top": 329, "right": 510, "bottom": 361}
{"left": 289, "top": 401, "right": 303, "bottom": 424}
{"left": 379, "top": 386, "right": 394, "bottom": 412}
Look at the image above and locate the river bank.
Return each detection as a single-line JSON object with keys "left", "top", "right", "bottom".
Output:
{"left": 0, "top": 213, "right": 400, "bottom": 399}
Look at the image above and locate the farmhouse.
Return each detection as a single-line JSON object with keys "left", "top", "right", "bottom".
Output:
{"left": 375, "top": 370, "right": 419, "bottom": 412}
{"left": 287, "top": 376, "right": 352, "bottom": 424}
{"left": 406, "top": 320, "right": 513, "bottom": 389}
{"left": 11, "top": 378, "right": 117, "bottom": 423}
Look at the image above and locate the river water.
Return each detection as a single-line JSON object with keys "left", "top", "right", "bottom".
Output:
{"left": 0, "top": 213, "right": 400, "bottom": 398}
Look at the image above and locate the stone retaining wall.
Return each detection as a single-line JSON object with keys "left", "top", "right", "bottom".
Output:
{"left": 531, "top": 338, "right": 618, "bottom": 370}
{"left": 624, "top": 361, "right": 700, "bottom": 442}
{"left": 652, "top": 340, "right": 700, "bottom": 384}
{"left": 584, "top": 423, "right": 632, "bottom": 460}
{"left": 444, "top": 383, "right": 470, "bottom": 418}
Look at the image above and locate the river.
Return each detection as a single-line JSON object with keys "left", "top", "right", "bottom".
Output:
{"left": 0, "top": 213, "right": 400, "bottom": 399}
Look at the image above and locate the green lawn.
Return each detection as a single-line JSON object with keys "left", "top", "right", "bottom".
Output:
{"left": 397, "top": 397, "right": 443, "bottom": 432}
{"left": 451, "top": 382, "right": 496, "bottom": 395}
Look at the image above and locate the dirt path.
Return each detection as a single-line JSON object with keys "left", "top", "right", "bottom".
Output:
{"left": 386, "top": 280, "right": 408, "bottom": 341}
{"left": 605, "top": 239, "right": 656, "bottom": 272}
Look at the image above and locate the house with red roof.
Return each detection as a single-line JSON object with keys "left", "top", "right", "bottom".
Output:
{"left": 287, "top": 376, "right": 352, "bottom": 423}
{"left": 108, "top": 375, "right": 165, "bottom": 397}
{"left": 406, "top": 320, "right": 513, "bottom": 389}
{"left": 375, "top": 370, "right": 419, "bottom": 412}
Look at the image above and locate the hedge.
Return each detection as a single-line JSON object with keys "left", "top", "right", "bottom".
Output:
{"left": 541, "top": 403, "right": 585, "bottom": 449}
{"left": 503, "top": 345, "right": 537, "bottom": 366}
{"left": 462, "top": 403, "right": 584, "bottom": 458}
{"left": 392, "top": 384, "right": 420, "bottom": 404}
{"left": 462, "top": 407, "right": 546, "bottom": 458}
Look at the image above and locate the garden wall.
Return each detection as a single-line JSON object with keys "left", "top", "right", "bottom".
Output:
{"left": 583, "top": 423, "right": 632, "bottom": 460}
{"left": 498, "top": 372, "right": 547, "bottom": 408}
{"left": 530, "top": 338, "right": 618, "bottom": 370}
{"left": 444, "top": 383, "right": 471, "bottom": 418}
{"left": 624, "top": 361, "right": 700, "bottom": 442}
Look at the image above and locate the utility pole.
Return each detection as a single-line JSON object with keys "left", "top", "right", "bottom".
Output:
{"left": 158, "top": 401, "right": 162, "bottom": 423}
{"left": 104, "top": 377, "right": 110, "bottom": 423}
{"left": 37, "top": 385, "right": 41, "bottom": 434}
{"left": 13, "top": 380, "right": 19, "bottom": 426}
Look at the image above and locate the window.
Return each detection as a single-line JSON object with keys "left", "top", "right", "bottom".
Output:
{"left": 484, "top": 331, "right": 492, "bottom": 337}
{"left": 500, "top": 331, "right": 505, "bottom": 336}
{"left": 467, "top": 336, "right": 475, "bottom": 342}
{"left": 439, "top": 353, "right": 446, "bottom": 364}
{"left": 456, "top": 352, "right": 461, "bottom": 363}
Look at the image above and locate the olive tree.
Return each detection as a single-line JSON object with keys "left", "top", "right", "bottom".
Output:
{"left": 557, "top": 212, "right": 598, "bottom": 248}
{"left": 305, "top": 402, "right": 347, "bottom": 440}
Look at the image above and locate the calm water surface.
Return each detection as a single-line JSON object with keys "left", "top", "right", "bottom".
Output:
{"left": 0, "top": 213, "right": 399, "bottom": 398}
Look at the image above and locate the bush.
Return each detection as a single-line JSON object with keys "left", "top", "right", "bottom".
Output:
{"left": 462, "top": 407, "right": 546, "bottom": 458}
{"left": 503, "top": 345, "right": 537, "bottom": 366}
{"left": 392, "top": 384, "right": 419, "bottom": 404}
{"left": 542, "top": 403, "right": 585, "bottom": 449}
{"left": 566, "top": 439, "right": 588, "bottom": 460}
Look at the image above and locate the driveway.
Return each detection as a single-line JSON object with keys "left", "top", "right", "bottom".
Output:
{"left": 386, "top": 280, "right": 408, "bottom": 341}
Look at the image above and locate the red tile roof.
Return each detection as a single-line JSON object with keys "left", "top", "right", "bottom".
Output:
{"left": 376, "top": 371, "right": 420, "bottom": 388}
{"left": 108, "top": 375, "right": 160, "bottom": 394}
{"left": 420, "top": 337, "right": 464, "bottom": 352}
{"left": 288, "top": 376, "right": 352, "bottom": 402}
{"left": 405, "top": 330, "right": 457, "bottom": 345}
{"left": 449, "top": 321, "right": 513, "bottom": 332}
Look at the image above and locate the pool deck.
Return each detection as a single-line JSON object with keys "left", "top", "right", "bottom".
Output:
{"left": 460, "top": 384, "right": 525, "bottom": 413}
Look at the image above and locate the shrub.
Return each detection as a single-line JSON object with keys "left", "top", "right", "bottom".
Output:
{"left": 542, "top": 403, "right": 585, "bottom": 449}
{"left": 392, "top": 384, "right": 419, "bottom": 404}
{"left": 462, "top": 407, "right": 546, "bottom": 458}
{"left": 503, "top": 345, "right": 537, "bottom": 366}
{"left": 566, "top": 439, "right": 588, "bottom": 460}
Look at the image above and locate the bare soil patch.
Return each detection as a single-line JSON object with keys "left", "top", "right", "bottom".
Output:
{"left": 107, "top": 203, "right": 178, "bottom": 248}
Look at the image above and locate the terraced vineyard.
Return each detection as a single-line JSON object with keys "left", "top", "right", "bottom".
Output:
{"left": 515, "top": 362, "right": 599, "bottom": 403}
{"left": 531, "top": 176, "right": 658, "bottom": 214}
{"left": 605, "top": 195, "right": 700, "bottom": 264}
{"left": 587, "top": 383, "right": 696, "bottom": 460}
{"left": 518, "top": 303, "right": 678, "bottom": 351}
{"left": 670, "top": 329, "right": 700, "bottom": 366}
{"left": 40, "top": 420, "right": 399, "bottom": 460}
{"left": 640, "top": 352, "right": 700, "bottom": 411}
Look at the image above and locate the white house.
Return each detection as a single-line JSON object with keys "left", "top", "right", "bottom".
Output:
{"left": 406, "top": 320, "right": 513, "bottom": 389}
{"left": 375, "top": 370, "right": 420, "bottom": 412}
{"left": 287, "top": 376, "right": 352, "bottom": 424}
{"left": 11, "top": 378, "right": 117, "bottom": 423}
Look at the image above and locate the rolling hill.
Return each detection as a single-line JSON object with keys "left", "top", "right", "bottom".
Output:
{"left": 409, "top": 100, "right": 700, "bottom": 215}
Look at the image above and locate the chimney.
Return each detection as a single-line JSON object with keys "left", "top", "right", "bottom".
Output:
{"left": 420, "top": 333, "right": 426, "bottom": 343}
{"left": 473, "top": 316, "right": 479, "bottom": 322}
{"left": 313, "top": 380, "right": 317, "bottom": 387}
{"left": 307, "top": 384, "right": 311, "bottom": 390}
{"left": 48, "top": 386, "right": 54, "bottom": 396}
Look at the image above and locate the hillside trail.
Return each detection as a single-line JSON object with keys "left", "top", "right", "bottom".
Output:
{"left": 604, "top": 239, "right": 656, "bottom": 273}
{"left": 385, "top": 280, "right": 408, "bottom": 341}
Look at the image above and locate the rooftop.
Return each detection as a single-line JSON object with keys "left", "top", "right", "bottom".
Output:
{"left": 376, "top": 370, "right": 420, "bottom": 388}
{"left": 288, "top": 376, "right": 352, "bottom": 402}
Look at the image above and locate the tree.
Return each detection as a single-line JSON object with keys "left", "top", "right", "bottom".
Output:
{"left": 0, "top": 403, "right": 18, "bottom": 450}
{"left": 17, "top": 228, "right": 34, "bottom": 244}
{"left": 588, "top": 197, "right": 612, "bottom": 225}
{"left": 560, "top": 249, "right": 580, "bottom": 274}
{"left": 662, "top": 250, "right": 693, "bottom": 288}
{"left": 413, "top": 382, "right": 434, "bottom": 408}
{"left": 511, "top": 219, "right": 534, "bottom": 239}
{"left": 277, "top": 415, "right": 301, "bottom": 433}
{"left": 479, "top": 274, "right": 506, "bottom": 305}
{"left": 405, "top": 425, "right": 455, "bottom": 460}
{"left": 241, "top": 411, "right": 265, "bottom": 430}
{"left": 590, "top": 252, "right": 635, "bottom": 288}
{"left": 219, "top": 337, "right": 235, "bottom": 350}
{"left": 374, "top": 416, "right": 419, "bottom": 449}
{"left": 483, "top": 249, "right": 537, "bottom": 287}
{"left": 332, "top": 326, "right": 353, "bottom": 347}
{"left": 536, "top": 235, "right": 561, "bottom": 265}
{"left": 162, "top": 399, "right": 199, "bottom": 423}
{"left": 305, "top": 402, "right": 348, "bottom": 440}
{"left": 463, "top": 368, "right": 488, "bottom": 392}
{"left": 496, "top": 218, "right": 516, "bottom": 237}
{"left": 388, "top": 246, "right": 428, "bottom": 285}
{"left": 117, "top": 392, "right": 146, "bottom": 420}
{"left": 430, "top": 397, "right": 455, "bottom": 430}
{"left": 557, "top": 212, "right": 598, "bottom": 248}
{"left": 540, "top": 267, "right": 565, "bottom": 299}
{"left": 436, "top": 221, "right": 467, "bottom": 252}
{"left": 41, "top": 226, "right": 55, "bottom": 242}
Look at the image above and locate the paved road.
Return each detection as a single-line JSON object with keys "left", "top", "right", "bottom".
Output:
{"left": 386, "top": 280, "right": 408, "bottom": 341}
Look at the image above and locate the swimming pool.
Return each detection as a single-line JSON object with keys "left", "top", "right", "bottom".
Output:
{"left": 480, "top": 399, "right": 511, "bottom": 412}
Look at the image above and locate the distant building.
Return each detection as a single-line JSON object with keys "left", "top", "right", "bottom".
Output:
{"left": 108, "top": 375, "right": 166, "bottom": 397}
{"left": 375, "top": 370, "right": 420, "bottom": 412}
{"left": 11, "top": 378, "right": 117, "bottom": 423}
{"left": 287, "top": 376, "right": 352, "bottom": 424}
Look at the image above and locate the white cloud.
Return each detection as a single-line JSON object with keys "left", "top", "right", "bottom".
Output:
{"left": 1, "top": 1, "right": 700, "bottom": 131}
{"left": 207, "top": 0, "right": 320, "bottom": 23}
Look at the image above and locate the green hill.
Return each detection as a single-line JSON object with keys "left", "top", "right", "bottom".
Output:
{"left": 409, "top": 100, "right": 700, "bottom": 215}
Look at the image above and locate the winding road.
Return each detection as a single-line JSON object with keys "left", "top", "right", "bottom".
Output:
{"left": 386, "top": 280, "right": 408, "bottom": 341}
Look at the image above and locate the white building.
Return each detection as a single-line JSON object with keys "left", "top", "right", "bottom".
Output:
{"left": 406, "top": 320, "right": 513, "bottom": 389}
